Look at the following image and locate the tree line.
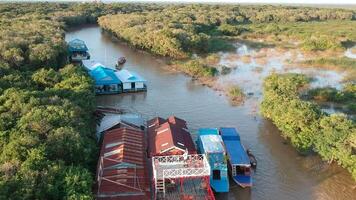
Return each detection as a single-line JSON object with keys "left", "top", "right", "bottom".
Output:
{"left": 0, "top": 2, "right": 165, "bottom": 199}
{"left": 261, "top": 73, "right": 356, "bottom": 180}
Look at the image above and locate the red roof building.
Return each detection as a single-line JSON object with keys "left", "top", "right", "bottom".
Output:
{"left": 147, "top": 116, "right": 196, "bottom": 157}
{"left": 96, "top": 127, "right": 150, "bottom": 200}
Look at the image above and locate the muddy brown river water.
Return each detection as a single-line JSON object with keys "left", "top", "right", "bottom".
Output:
{"left": 66, "top": 25, "right": 356, "bottom": 200}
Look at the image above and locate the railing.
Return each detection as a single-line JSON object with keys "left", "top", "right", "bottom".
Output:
{"left": 152, "top": 154, "right": 210, "bottom": 180}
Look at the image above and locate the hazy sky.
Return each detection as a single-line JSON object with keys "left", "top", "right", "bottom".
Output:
{"left": 4, "top": 0, "right": 356, "bottom": 4}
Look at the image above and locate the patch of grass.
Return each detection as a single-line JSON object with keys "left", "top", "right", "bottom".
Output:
{"left": 241, "top": 20, "right": 356, "bottom": 51}
{"left": 227, "top": 85, "right": 245, "bottom": 105}
{"left": 303, "top": 57, "right": 356, "bottom": 69}
{"left": 173, "top": 59, "right": 217, "bottom": 78}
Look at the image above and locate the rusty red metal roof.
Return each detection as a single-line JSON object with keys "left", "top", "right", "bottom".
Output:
{"left": 96, "top": 127, "right": 150, "bottom": 200}
{"left": 147, "top": 116, "right": 196, "bottom": 157}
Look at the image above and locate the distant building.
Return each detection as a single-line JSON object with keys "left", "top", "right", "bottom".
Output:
{"left": 147, "top": 116, "right": 196, "bottom": 157}
{"left": 115, "top": 69, "right": 147, "bottom": 92}
{"left": 68, "top": 39, "right": 90, "bottom": 62}
{"left": 96, "top": 127, "right": 150, "bottom": 200}
{"left": 89, "top": 66, "right": 122, "bottom": 94}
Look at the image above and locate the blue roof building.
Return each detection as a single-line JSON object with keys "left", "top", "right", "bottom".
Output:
{"left": 115, "top": 69, "right": 147, "bottom": 92}
{"left": 68, "top": 39, "right": 90, "bottom": 62}
{"left": 197, "top": 128, "right": 229, "bottom": 192}
{"left": 89, "top": 66, "right": 122, "bottom": 95}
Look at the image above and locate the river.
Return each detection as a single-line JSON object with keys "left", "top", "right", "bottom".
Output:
{"left": 66, "top": 25, "right": 356, "bottom": 200}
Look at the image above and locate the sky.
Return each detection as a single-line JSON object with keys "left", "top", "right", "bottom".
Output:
{"left": 3, "top": 0, "right": 356, "bottom": 4}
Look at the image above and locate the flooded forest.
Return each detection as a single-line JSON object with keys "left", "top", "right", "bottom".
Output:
{"left": 0, "top": 2, "right": 355, "bottom": 200}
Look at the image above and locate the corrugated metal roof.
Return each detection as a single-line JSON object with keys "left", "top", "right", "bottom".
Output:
{"left": 89, "top": 66, "right": 121, "bottom": 85}
{"left": 96, "top": 127, "right": 150, "bottom": 200}
{"left": 147, "top": 116, "right": 196, "bottom": 157}
{"left": 97, "top": 113, "right": 145, "bottom": 134}
{"left": 115, "top": 69, "right": 146, "bottom": 83}
{"left": 68, "top": 39, "right": 88, "bottom": 52}
{"left": 220, "top": 127, "right": 250, "bottom": 166}
{"left": 82, "top": 60, "right": 109, "bottom": 71}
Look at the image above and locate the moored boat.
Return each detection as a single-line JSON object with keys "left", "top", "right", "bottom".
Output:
{"left": 220, "top": 127, "right": 252, "bottom": 188}
{"left": 197, "top": 128, "right": 229, "bottom": 192}
{"left": 67, "top": 39, "right": 90, "bottom": 62}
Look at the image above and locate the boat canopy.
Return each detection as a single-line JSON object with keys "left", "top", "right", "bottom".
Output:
{"left": 199, "top": 131, "right": 225, "bottom": 154}
{"left": 89, "top": 66, "right": 121, "bottom": 85}
{"left": 115, "top": 69, "right": 146, "bottom": 83}
{"left": 68, "top": 39, "right": 88, "bottom": 52}
{"left": 198, "top": 128, "right": 219, "bottom": 136}
{"left": 220, "top": 127, "right": 250, "bottom": 166}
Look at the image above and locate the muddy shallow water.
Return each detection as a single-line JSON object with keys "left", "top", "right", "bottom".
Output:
{"left": 66, "top": 25, "right": 356, "bottom": 200}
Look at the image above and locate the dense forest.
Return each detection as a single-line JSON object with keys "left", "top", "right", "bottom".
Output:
{"left": 99, "top": 5, "right": 356, "bottom": 59}
{"left": 261, "top": 74, "right": 356, "bottom": 180}
{"left": 0, "top": 2, "right": 355, "bottom": 199}
{"left": 0, "top": 2, "right": 152, "bottom": 199}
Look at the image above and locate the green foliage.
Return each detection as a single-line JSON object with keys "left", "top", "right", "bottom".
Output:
{"left": 302, "top": 35, "right": 342, "bottom": 51}
{"left": 261, "top": 73, "right": 356, "bottom": 180}
{"left": 175, "top": 59, "right": 217, "bottom": 78}
{"left": 227, "top": 85, "right": 245, "bottom": 105}
{"left": 0, "top": 3, "right": 100, "bottom": 199}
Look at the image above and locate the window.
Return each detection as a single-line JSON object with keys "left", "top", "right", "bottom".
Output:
{"left": 213, "top": 170, "right": 221, "bottom": 180}
{"left": 131, "top": 82, "right": 135, "bottom": 89}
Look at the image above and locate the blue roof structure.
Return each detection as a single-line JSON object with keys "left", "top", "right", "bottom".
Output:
{"left": 68, "top": 39, "right": 89, "bottom": 52}
{"left": 198, "top": 128, "right": 219, "bottom": 136}
{"left": 89, "top": 67, "right": 121, "bottom": 85}
{"left": 220, "top": 127, "right": 250, "bottom": 166}
{"left": 115, "top": 69, "right": 146, "bottom": 83}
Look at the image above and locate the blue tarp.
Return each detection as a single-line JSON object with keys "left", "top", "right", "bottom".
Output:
{"left": 220, "top": 127, "right": 250, "bottom": 166}
{"left": 68, "top": 39, "right": 88, "bottom": 52}
{"left": 89, "top": 67, "right": 121, "bottom": 85}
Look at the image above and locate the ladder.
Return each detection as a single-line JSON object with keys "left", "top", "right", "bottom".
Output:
{"left": 156, "top": 178, "right": 165, "bottom": 198}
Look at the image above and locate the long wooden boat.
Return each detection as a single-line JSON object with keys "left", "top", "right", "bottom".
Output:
{"left": 220, "top": 127, "right": 252, "bottom": 188}
{"left": 196, "top": 128, "right": 229, "bottom": 192}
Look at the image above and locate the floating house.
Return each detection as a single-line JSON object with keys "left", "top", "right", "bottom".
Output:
{"left": 220, "top": 127, "right": 252, "bottom": 188}
{"left": 115, "top": 69, "right": 147, "bottom": 92}
{"left": 68, "top": 39, "right": 90, "bottom": 62}
{"left": 148, "top": 116, "right": 215, "bottom": 200}
{"left": 147, "top": 116, "right": 196, "bottom": 158}
{"left": 96, "top": 127, "right": 150, "bottom": 200}
{"left": 96, "top": 113, "right": 145, "bottom": 140}
{"left": 197, "top": 128, "right": 229, "bottom": 193}
{"left": 89, "top": 66, "right": 122, "bottom": 95}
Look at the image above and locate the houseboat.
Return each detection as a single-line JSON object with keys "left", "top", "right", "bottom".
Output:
{"left": 197, "top": 128, "right": 229, "bottom": 193}
{"left": 89, "top": 66, "right": 122, "bottom": 95}
{"left": 147, "top": 116, "right": 215, "bottom": 200}
{"left": 220, "top": 127, "right": 252, "bottom": 188}
{"left": 68, "top": 39, "right": 90, "bottom": 62}
{"left": 96, "top": 127, "right": 150, "bottom": 200}
{"left": 115, "top": 69, "right": 147, "bottom": 92}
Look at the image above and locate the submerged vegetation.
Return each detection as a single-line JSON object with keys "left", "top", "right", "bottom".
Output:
{"left": 227, "top": 85, "right": 245, "bottom": 105}
{"left": 261, "top": 74, "right": 356, "bottom": 180}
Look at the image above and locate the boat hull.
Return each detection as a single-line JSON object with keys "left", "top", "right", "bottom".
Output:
{"left": 232, "top": 175, "right": 252, "bottom": 188}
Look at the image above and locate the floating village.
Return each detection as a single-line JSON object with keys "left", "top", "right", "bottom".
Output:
{"left": 68, "top": 39, "right": 257, "bottom": 200}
